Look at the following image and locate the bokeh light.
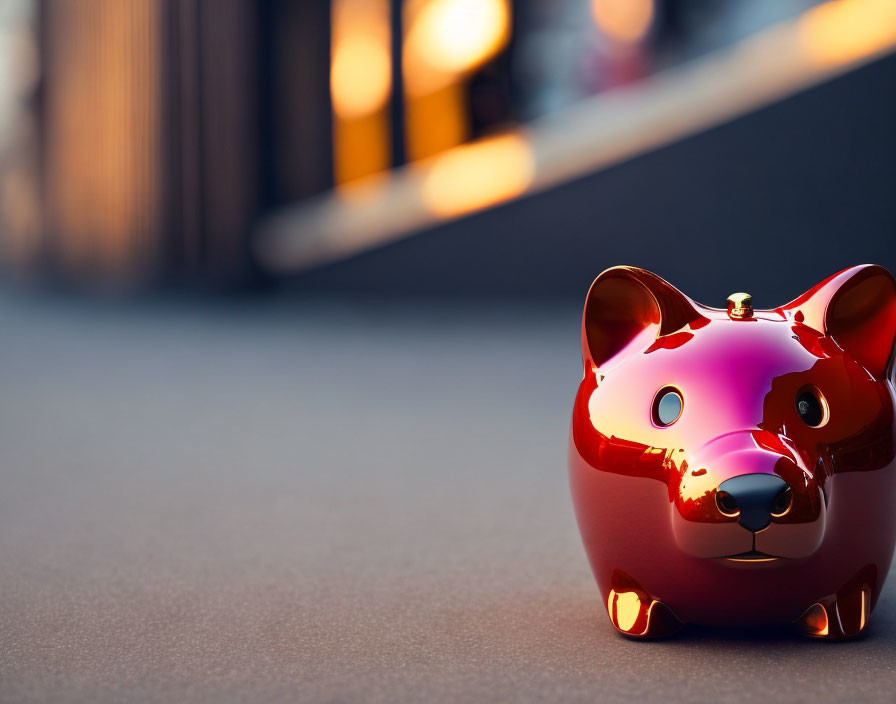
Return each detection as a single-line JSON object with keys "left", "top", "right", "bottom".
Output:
{"left": 404, "top": 0, "right": 511, "bottom": 96}
{"left": 331, "top": 0, "right": 392, "bottom": 184}
{"left": 421, "top": 133, "right": 533, "bottom": 217}
{"left": 799, "top": 0, "right": 896, "bottom": 66}
{"left": 591, "top": 0, "right": 654, "bottom": 44}
{"left": 330, "top": 0, "right": 392, "bottom": 119}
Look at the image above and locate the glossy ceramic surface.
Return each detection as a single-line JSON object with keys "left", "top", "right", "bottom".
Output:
{"left": 569, "top": 265, "right": 896, "bottom": 638}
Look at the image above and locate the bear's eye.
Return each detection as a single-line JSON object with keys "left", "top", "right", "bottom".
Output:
{"left": 795, "top": 387, "right": 826, "bottom": 427}
{"left": 653, "top": 387, "right": 683, "bottom": 427}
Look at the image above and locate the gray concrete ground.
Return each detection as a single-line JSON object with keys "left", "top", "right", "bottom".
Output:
{"left": 1, "top": 291, "right": 895, "bottom": 703}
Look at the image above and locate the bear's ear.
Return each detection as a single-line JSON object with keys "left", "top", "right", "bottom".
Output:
{"left": 784, "top": 264, "right": 896, "bottom": 379}
{"left": 582, "top": 267, "right": 705, "bottom": 370}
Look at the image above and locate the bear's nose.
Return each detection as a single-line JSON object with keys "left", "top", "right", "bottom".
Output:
{"left": 716, "top": 474, "right": 792, "bottom": 532}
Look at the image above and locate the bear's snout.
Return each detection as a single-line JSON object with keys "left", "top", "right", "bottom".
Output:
{"left": 716, "top": 473, "right": 792, "bottom": 532}
{"left": 671, "top": 431, "right": 825, "bottom": 560}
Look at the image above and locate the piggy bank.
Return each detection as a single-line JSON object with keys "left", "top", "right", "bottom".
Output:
{"left": 569, "top": 264, "right": 896, "bottom": 639}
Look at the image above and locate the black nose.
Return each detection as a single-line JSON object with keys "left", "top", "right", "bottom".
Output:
{"left": 716, "top": 474, "right": 791, "bottom": 532}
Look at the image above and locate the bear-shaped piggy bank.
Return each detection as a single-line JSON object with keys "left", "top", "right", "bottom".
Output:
{"left": 569, "top": 264, "right": 896, "bottom": 639}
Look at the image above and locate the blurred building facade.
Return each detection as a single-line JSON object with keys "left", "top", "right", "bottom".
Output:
{"left": 0, "top": 0, "right": 892, "bottom": 294}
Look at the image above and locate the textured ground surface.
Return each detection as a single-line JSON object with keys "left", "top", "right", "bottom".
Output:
{"left": 1, "top": 291, "right": 895, "bottom": 703}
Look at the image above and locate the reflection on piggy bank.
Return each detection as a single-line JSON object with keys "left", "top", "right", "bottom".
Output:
{"left": 569, "top": 265, "right": 896, "bottom": 639}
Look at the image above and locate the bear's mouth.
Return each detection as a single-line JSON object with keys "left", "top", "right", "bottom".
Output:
{"left": 723, "top": 550, "right": 781, "bottom": 563}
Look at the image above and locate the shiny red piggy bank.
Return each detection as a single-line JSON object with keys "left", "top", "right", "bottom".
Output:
{"left": 569, "top": 264, "right": 896, "bottom": 639}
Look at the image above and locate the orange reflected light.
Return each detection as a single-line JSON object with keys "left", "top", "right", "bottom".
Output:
{"left": 404, "top": 0, "right": 511, "bottom": 96}
{"left": 798, "top": 0, "right": 896, "bottom": 67}
{"left": 420, "top": 133, "right": 534, "bottom": 217}
{"left": 331, "top": 0, "right": 391, "bottom": 119}
{"left": 608, "top": 589, "right": 642, "bottom": 632}
{"left": 860, "top": 587, "right": 868, "bottom": 630}
{"left": 800, "top": 603, "right": 829, "bottom": 637}
{"left": 591, "top": 0, "right": 654, "bottom": 44}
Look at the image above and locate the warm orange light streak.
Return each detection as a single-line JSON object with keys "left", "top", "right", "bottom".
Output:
{"left": 331, "top": 0, "right": 392, "bottom": 184}
{"left": 420, "top": 133, "right": 534, "bottom": 217}
{"left": 403, "top": 0, "right": 510, "bottom": 96}
{"left": 333, "top": 112, "right": 392, "bottom": 185}
{"left": 331, "top": 0, "right": 391, "bottom": 119}
{"left": 404, "top": 81, "right": 467, "bottom": 162}
{"left": 591, "top": 0, "right": 654, "bottom": 44}
{"left": 798, "top": 0, "right": 896, "bottom": 66}
{"left": 44, "top": 0, "right": 161, "bottom": 280}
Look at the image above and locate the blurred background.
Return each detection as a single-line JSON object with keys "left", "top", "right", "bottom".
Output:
{"left": 0, "top": 0, "right": 893, "bottom": 300}
{"left": 3, "top": 2, "right": 896, "bottom": 702}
